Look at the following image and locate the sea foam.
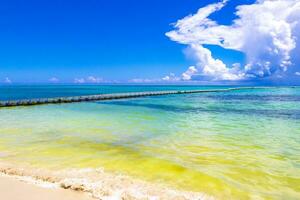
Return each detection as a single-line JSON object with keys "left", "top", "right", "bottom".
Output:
{"left": 0, "top": 162, "right": 213, "bottom": 200}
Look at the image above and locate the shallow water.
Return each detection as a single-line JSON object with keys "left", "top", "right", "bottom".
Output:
{"left": 0, "top": 86, "right": 299, "bottom": 199}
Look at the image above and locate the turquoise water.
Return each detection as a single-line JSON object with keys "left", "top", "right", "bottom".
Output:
{"left": 0, "top": 86, "right": 300, "bottom": 199}
{"left": 0, "top": 85, "right": 229, "bottom": 101}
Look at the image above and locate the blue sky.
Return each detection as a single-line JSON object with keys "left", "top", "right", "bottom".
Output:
{"left": 0, "top": 0, "right": 299, "bottom": 84}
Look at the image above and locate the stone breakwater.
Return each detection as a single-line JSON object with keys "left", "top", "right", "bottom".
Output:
{"left": 0, "top": 87, "right": 267, "bottom": 108}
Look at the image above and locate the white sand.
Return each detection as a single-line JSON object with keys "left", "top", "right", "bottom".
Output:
{"left": 0, "top": 162, "right": 212, "bottom": 200}
{"left": 0, "top": 175, "right": 94, "bottom": 200}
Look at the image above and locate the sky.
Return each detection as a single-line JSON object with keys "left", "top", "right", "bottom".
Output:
{"left": 0, "top": 0, "right": 299, "bottom": 85}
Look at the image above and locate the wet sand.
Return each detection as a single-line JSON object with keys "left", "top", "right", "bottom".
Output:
{"left": 0, "top": 175, "right": 94, "bottom": 200}
{"left": 0, "top": 162, "right": 211, "bottom": 200}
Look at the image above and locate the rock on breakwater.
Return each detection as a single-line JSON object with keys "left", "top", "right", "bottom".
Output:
{"left": 0, "top": 87, "right": 268, "bottom": 108}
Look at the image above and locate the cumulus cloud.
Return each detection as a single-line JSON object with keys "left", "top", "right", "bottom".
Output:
{"left": 74, "top": 76, "right": 104, "bottom": 84}
{"left": 49, "top": 77, "right": 59, "bottom": 83}
{"left": 295, "top": 72, "right": 300, "bottom": 76}
{"left": 74, "top": 78, "right": 86, "bottom": 84}
{"left": 4, "top": 77, "right": 12, "bottom": 84}
{"left": 86, "top": 76, "right": 103, "bottom": 83}
{"left": 162, "top": 73, "right": 180, "bottom": 81}
{"left": 166, "top": 0, "right": 300, "bottom": 81}
{"left": 182, "top": 66, "right": 198, "bottom": 80}
{"left": 129, "top": 78, "right": 160, "bottom": 83}
{"left": 129, "top": 73, "right": 182, "bottom": 83}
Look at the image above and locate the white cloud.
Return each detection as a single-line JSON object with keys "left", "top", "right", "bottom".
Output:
{"left": 295, "top": 72, "right": 300, "bottom": 76}
{"left": 49, "top": 77, "right": 59, "bottom": 83}
{"left": 4, "top": 77, "right": 12, "bottom": 84}
{"left": 86, "top": 76, "right": 103, "bottom": 83}
{"left": 182, "top": 66, "right": 198, "bottom": 80}
{"left": 166, "top": 0, "right": 300, "bottom": 81}
{"left": 74, "top": 76, "right": 103, "bottom": 84}
{"left": 130, "top": 73, "right": 183, "bottom": 83}
{"left": 162, "top": 76, "right": 170, "bottom": 81}
{"left": 74, "top": 78, "right": 85, "bottom": 84}
{"left": 129, "top": 78, "right": 159, "bottom": 83}
{"left": 162, "top": 73, "right": 180, "bottom": 81}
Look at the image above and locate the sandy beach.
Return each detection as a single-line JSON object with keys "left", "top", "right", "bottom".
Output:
{"left": 0, "top": 175, "right": 93, "bottom": 200}
{"left": 0, "top": 162, "right": 211, "bottom": 200}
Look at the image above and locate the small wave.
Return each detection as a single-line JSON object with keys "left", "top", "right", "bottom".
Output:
{"left": 0, "top": 162, "right": 213, "bottom": 200}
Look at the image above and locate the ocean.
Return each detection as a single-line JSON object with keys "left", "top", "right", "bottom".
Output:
{"left": 0, "top": 85, "right": 299, "bottom": 199}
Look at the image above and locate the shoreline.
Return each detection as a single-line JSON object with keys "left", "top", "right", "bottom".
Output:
{"left": 0, "top": 162, "right": 213, "bottom": 200}
{"left": 0, "top": 174, "right": 94, "bottom": 200}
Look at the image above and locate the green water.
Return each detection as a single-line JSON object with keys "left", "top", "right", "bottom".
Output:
{"left": 0, "top": 87, "right": 300, "bottom": 199}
